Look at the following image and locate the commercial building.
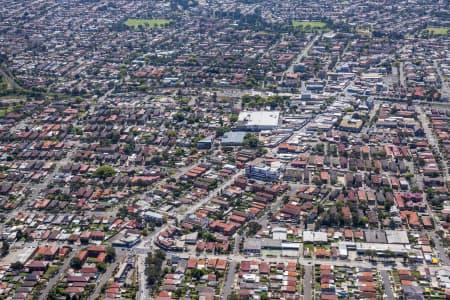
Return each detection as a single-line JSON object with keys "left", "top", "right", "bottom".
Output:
{"left": 144, "top": 211, "right": 164, "bottom": 224}
{"left": 335, "top": 241, "right": 411, "bottom": 257}
{"left": 197, "top": 136, "right": 214, "bottom": 149}
{"left": 272, "top": 227, "right": 288, "bottom": 240}
{"left": 338, "top": 114, "right": 363, "bottom": 132}
{"left": 243, "top": 238, "right": 300, "bottom": 256}
{"left": 112, "top": 232, "right": 141, "bottom": 248}
{"left": 220, "top": 131, "right": 247, "bottom": 146}
{"left": 245, "top": 163, "right": 281, "bottom": 182}
{"left": 302, "top": 231, "right": 328, "bottom": 244}
{"left": 236, "top": 111, "right": 280, "bottom": 131}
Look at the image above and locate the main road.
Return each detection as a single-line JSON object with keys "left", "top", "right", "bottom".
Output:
{"left": 132, "top": 247, "right": 448, "bottom": 272}
{"left": 434, "top": 60, "right": 450, "bottom": 100}
{"left": 0, "top": 66, "right": 21, "bottom": 90}
{"left": 136, "top": 254, "right": 149, "bottom": 300}
{"left": 281, "top": 34, "right": 320, "bottom": 83}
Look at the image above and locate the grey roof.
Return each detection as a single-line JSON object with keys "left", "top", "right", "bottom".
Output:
{"left": 243, "top": 238, "right": 261, "bottom": 250}
{"left": 364, "top": 230, "right": 387, "bottom": 244}
{"left": 385, "top": 230, "right": 409, "bottom": 244}
{"left": 144, "top": 211, "right": 163, "bottom": 219}
{"left": 198, "top": 135, "right": 214, "bottom": 143}
{"left": 221, "top": 131, "right": 247, "bottom": 144}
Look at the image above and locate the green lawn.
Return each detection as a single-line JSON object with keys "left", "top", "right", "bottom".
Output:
{"left": 356, "top": 27, "right": 372, "bottom": 36}
{"left": 124, "top": 19, "right": 171, "bottom": 29}
{"left": 0, "top": 106, "right": 14, "bottom": 117}
{"left": 43, "top": 266, "right": 59, "bottom": 279}
{"left": 303, "top": 243, "right": 315, "bottom": 252}
{"left": 423, "top": 27, "right": 449, "bottom": 35}
{"left": 292, "top": 21, "right": 327, "bottom": 30}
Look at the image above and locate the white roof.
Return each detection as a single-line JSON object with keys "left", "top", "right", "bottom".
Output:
{"left": 303, "top": 231, "right": 328, "bottom": 243}
{"left": 385, "top": 230, "right": 410, "bottom": 244}
{"left": 238, "top": 111, "right": 280, "bottom": 127}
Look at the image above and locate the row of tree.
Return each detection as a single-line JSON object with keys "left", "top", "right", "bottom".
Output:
{"left": 146, "top": 250, "right": 166, "bottom": 288}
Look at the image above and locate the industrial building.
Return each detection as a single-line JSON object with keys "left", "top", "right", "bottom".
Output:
{"left": 236, "top": 111, "right": 280, "bottom": 131}
{"left": 220, "top": 131, "right": 247, "bottom": 146}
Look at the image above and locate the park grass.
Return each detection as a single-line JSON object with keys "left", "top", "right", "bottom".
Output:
{"left": 355, "top": 26, "right": 372, "bottom": 36}
{"left": 292, "top": 21, "right": 327, "bottom": 30}
{"left": 423, "top": 27, "right": 449, "bottom": 35}
{"left": 124, "top": 19, "right": 171, "bottom": 29}
{"left": 0, "top": 106, "right": 14, "bottom": 117}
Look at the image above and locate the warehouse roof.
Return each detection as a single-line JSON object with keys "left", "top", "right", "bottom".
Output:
{"left": 237, "top": 111, "right": 280, "bottom": 128}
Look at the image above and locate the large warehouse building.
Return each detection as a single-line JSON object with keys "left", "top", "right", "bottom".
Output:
{"left": 236, "top": 111, "right": 280, "bottom": 131}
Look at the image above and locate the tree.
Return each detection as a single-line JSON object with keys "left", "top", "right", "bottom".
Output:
{"left": 390, "top": 106, "right": 398, "bottom": 115}
{"left": 247, "top": 221, "right": 262, "bottom": 237}
{"left": 317, "top": 204, "right": 324, "bottom": 214}
{"left": 146, "top": 250, "right": 166, "bottom": 288}
{"left": 106, "top": 246, "right": 116, "bottom": 262}
{"left": 97, "top": 262, "right": 107, "bottom": 272}
{"left": 94, "top": 165, "right": 116, "bottom": 179}
{"left": 344, "top": 107, "right": 354, "bottom": 113}
{"left": 260, "top": 292, "right": 270, "bottom": 300}
{"left": 215, "top": 126, "right": 229, "bottom": 138}
{"left": 315, "top": 143, "right": 324, "bottom": 154}
{"left": 48, "top": 287, "right": 59, "bottom": 300}
{"left": 154, "top": 249, "right": 166, "bottom": 261}
{"left": 202, "top": 231, "right": 217, "bottom": 242}
{"left": 385, "top": 249, "right": 394, "bottom": 257}
{"left": 167, "top": 129, "right": 177, "bottom": 137}
{"left": 230, "top": 114, "right": 238, "bottom": 122}
{"left": 173, "top": 112, "right": 185, "bottom": 122}
{"left": 1, "top": 241, "right": 9, "bottom": 257}
{"left": 191, "top": 268, "right": 205, "bottom": 280}
{"left": 16, "top": 229, "right": 23, "bottom": 241}
{"left": 10, "top": 261, "right": 24, "bottom": 270}
{"left": 243, "top": 133, "right": 259, "bottom": 148}
{"left": 367, "top": 249, "right": 376, "bottom": 260}
{"left": 70, "top": 257, "right": 83, "bottom": 270}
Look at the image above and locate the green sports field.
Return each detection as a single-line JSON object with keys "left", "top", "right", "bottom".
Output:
{"left": 292, "top": 21, "right": 327, "bottom": 30}
{"left": 124, "top": 19, "right": 171, "bottom": 29}
{"left": 423, "top": 27, "right": 449, "bottom": 35}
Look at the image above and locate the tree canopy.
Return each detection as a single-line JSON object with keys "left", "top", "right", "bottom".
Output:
{"left": 94, "top": 165, "right": 116, "bottom": 178}
{"left": 243, "top": 133, "right": 259, "bottom": 148}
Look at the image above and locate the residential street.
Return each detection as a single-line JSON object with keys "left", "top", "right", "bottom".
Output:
{"left": 380, "top": 269, "right": 395, "bottom": 300}
{"left": 303, "top": 265, "right": 313, "bottom": 300}
{"left": 1, "top": 0, "right": 450, "bottom": 298}
{"left": 38, "top": 247, "right": 80, "bottom": 300}
{"left": 88, "top": 249, "right": 127, "bottom": 300}
{"left": 222, "top": 261, "right": 237, "bottom": 299}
